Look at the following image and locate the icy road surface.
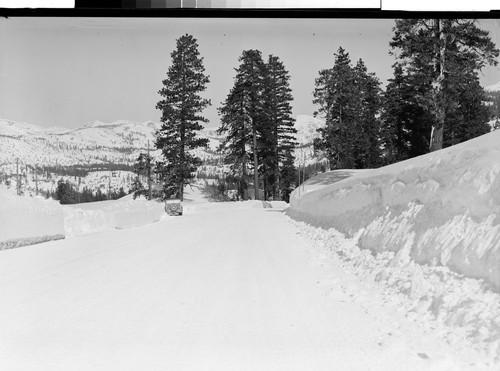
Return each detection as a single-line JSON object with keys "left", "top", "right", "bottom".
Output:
{"left": 0, "top": 203, "right": 489, "bottom": 370}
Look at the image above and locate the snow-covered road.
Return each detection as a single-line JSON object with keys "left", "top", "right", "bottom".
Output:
{"left": 0, "top": 203, "right": 491, "bottom": 370}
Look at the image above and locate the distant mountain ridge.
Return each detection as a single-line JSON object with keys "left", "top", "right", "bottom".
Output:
{"left": 0, "top": 115, "right": 324, "bottom": 169}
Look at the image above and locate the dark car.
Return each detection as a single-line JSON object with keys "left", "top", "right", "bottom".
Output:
{"left": 165, "top": 199, "right": 183, "bottom": 216}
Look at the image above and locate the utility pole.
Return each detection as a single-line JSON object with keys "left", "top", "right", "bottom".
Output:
{"left": 147, "top": 140, "right": 152, "bottom": 201}
{"left": 298, "top": 159, "right": 301, "bottom": 197}
{"left": 35, "top": 166, "right": 38, "bottom": 196}
{"left": 302, "top": 150, "right": 306, "bottom": 192}
{"left": 16, "top": 158, "right": 19, "bottom": 196}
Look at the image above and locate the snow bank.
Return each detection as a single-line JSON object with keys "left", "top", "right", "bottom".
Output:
{"left": 0, "top": 189, "right": 64, "bottom": 248}
{"left": 290, "top": 218, "right": 500, "bottom": 364}
{"left": 0, "top": 188, "right": 166, "bottom": 244}
{"left": 63, "top": 196, "right": 165, "bottom": 238}
{"left": 288, "top": 130, "right": 500, "bottom": 291}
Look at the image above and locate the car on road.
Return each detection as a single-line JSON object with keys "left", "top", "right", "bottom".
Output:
{"left": 165, "top": 199, "right": 183, "bottom": 216}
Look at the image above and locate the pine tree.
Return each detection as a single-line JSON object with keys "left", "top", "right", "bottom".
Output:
{"left": 155, "top": 34, "right": 210, "bottom": 201}
{"left": 381, "top": 63, "right": 433, "bottom": 163}
{"left": 55, "top": 179, "right": 77, "bottom": 204}
{"left": 313, "top": 47, "right": 358, "bottom": 169}
{"left": 261, "top": 54, "right": 297, "bottom": 200}
{"left": 217, "top": 49, "right": 266, "bottom": 200}
{"left": 390, "top": 19, "right": 498, "bottom": 152}
{"left": 352, "top": 59, "right": 382, "bottom": 168}
{"left": 313, "top": 48, "right": 382, "bottom": 169}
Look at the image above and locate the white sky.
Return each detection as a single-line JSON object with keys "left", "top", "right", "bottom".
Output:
{"left": 1, "top": 17, "right": 500, "bottom": 128}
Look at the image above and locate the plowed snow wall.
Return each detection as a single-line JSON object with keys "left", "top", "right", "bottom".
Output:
{"left": 0, "top": 193, "right": 64, "bottom": 248}
{"left": 289, "top": 133, "right": 500, "bottom": 291}
{"left": 63, "top": 198, "right": 165, "bottom": 237}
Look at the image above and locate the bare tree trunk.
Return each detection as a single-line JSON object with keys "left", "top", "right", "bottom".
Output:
{"left": 147, "top": 140, "right": 152, "bottom": 201}
{"left": 430, "top": 19, "right": 446, "bottom": 152}
{"left": 252, "top": 127, "right": 259, "bottom": 200}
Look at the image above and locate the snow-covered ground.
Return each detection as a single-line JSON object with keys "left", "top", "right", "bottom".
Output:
{"left": 0, "top": 187, "right": 496, "bottom": 370}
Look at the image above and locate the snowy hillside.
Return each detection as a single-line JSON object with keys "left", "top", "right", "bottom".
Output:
{"left": 294, "top": 114, "right": 325, "bottom": 146}
{"left": 0, "top": 118, "right": 223, "bottom": 195}
{"left": 0, "top": 114, "right": 329, "bottom": 196}
{"left": 0, "top": 118, "right": 220, "bottom": 169}
{"left": 293, "top": 115, "right": 326, "bottom": 167}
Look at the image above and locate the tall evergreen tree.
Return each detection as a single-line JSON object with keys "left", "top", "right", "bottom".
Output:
{"left": 313, "top": 48, "right": 382, "bottom": 169}
{"left": 352, "top": 59, "right": 382, "bottom": 168}
{"left": 313, "top": 47, "right": 358, "bottom": 169}
{"left": 390, "top": 19, "right": 498, "bottom": 152}
{"left": 261, "top": 55, "right": 297, "bottom": 200}
{"left": 217, "top": 50, "right": 266, "bottom": 200}
{"left": 155, "top": 34, "right": 210, "bottom": 201}
{"left": 381, "top": 63, "right": 433, "bottom": 163}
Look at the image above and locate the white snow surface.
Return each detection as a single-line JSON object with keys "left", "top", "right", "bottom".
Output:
{"left": 1, "top": 183, "right": 498, "bottom": 370}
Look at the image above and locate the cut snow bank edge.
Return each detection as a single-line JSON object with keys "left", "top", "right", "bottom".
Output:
{"left": 0, "top": 191, "right": 166, "bottom": 243}
{"left": 1, "top": 190, "right": 286, "bottom": 246}
{"left": 288, "top": 130, "right": 500, "bottom": 291}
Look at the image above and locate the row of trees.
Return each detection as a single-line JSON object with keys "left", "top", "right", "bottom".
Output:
{"left": 314, "top": 19, "right": 498, "bottom": 168}
{"left": 52, "top": 179, "right": 127, "bottom": 205}
{"left": 313, "top": 48, "right": 382, "bottom": 169}
{"left": 154, "top": 35, "right": 297, "bottom": 202}
{"left": 153, "top": 20, "right": 498, "bottom": 203}
{"left": 217, "top": 50, "right": 297, "bottom": 201}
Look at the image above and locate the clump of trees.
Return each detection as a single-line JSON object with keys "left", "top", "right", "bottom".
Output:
{"left": 313, "top": 47, "right": 382, "bottom": 169}
{"left": 217, "top": 50, "right": 297, "bottom": 202}
{"left": 313, "top": 19, "right": 499, "bottom": 171}
{"left": 52, "top": 179, "right": 126, "bottom": 205}
{"left": 151, "top": 21, "right": 498, "bottom": 202}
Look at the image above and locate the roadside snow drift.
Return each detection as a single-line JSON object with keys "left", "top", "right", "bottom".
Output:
{"left": 63, "top": 196, "right": 165, "bottom": 238}
{"left": 288, "top": 129, "right": 500, "bottom": 291}
{"left": 0, "top": 186, "right": 283, "bottom": 246}
{"left": 0, "top": 189, "right": 64, "bottom": 249}
{"left": 0, "top": 190, "right": 166, "bottom": 245}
